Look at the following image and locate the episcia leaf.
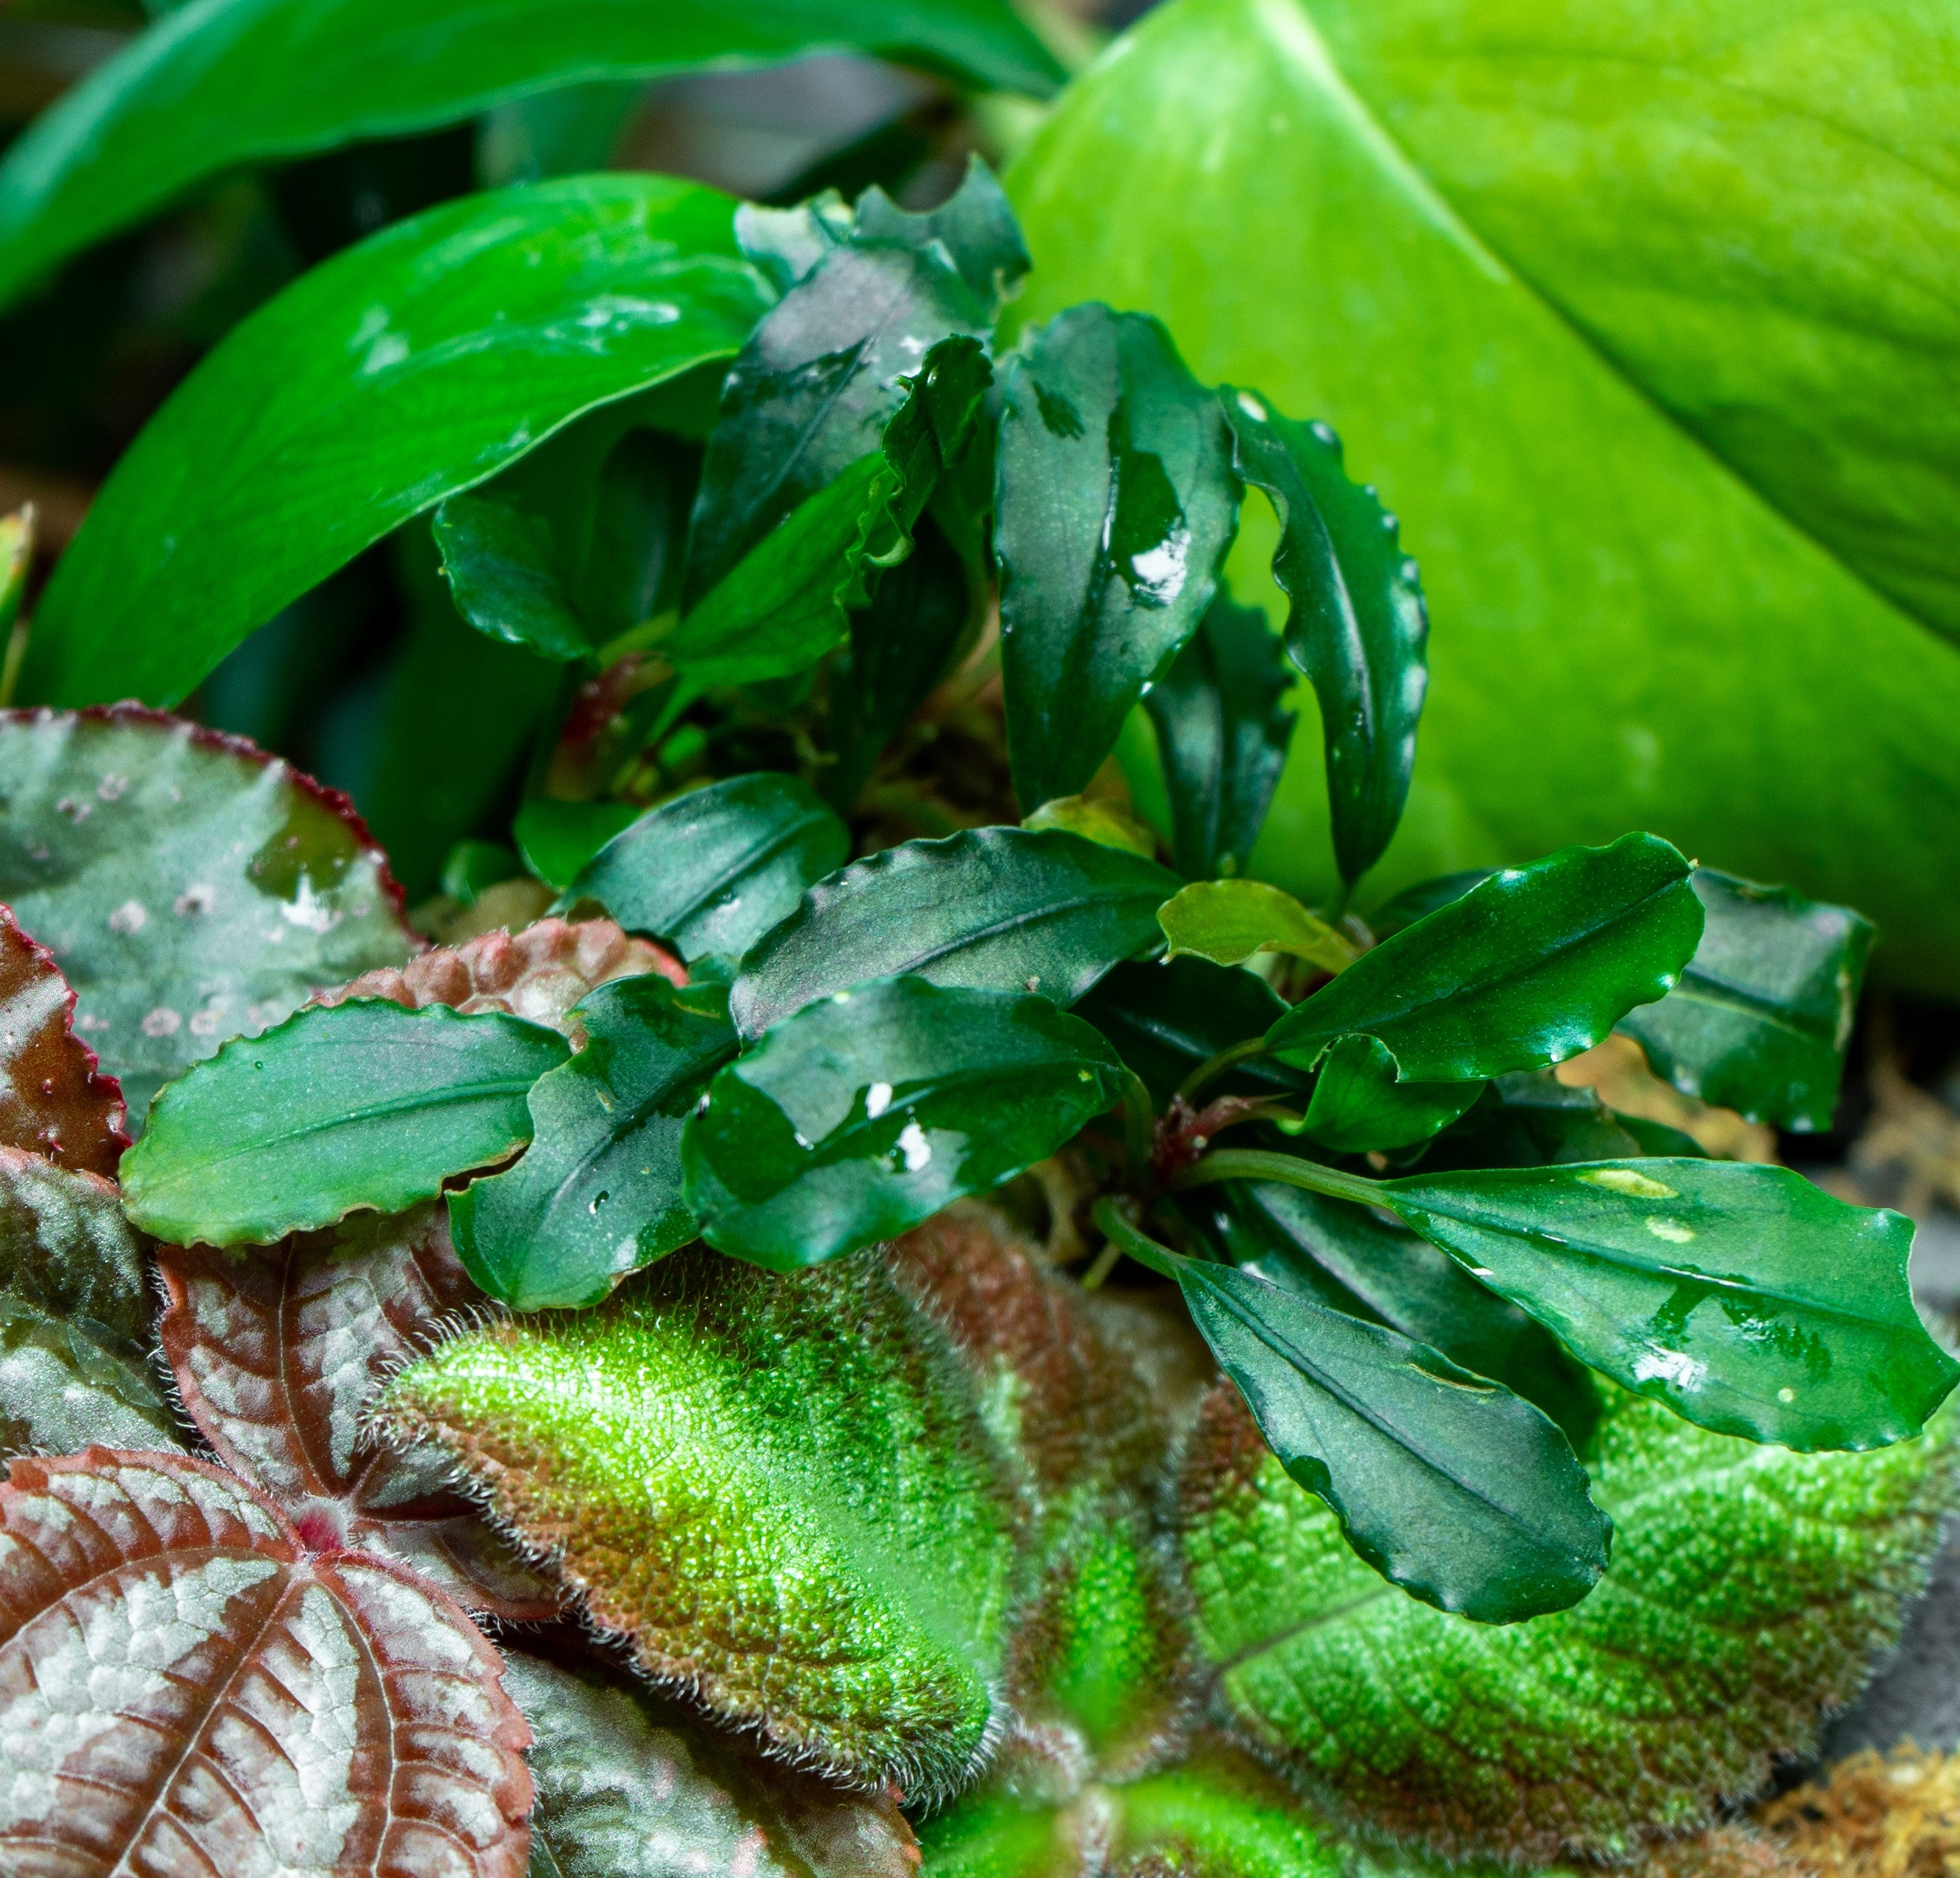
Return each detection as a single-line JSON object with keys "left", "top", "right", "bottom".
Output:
{"left": 686, "top": 976, "right": 1130, "bottom": 1270}
{"left": 1376, "top": 1158, "right": 1960, "bottom": 1451}
{"left": 155, "top": 1204, "right": 558, "bottom": 1617}
{"left": 1096, "top": 1203, "right": 1607, "bottom": 1622}
{"left": 730, "top": 826, "right": 1178, "bottom": 1039}
{"left": 1073, "top": 955, "right": 1302, "bottom": 1107}
{"left": 450, "top": 976, "right": 737, "bottom": 1309}
{"left": 0, "top": 707, "right": 414, "bottom": 1124}
{"left": 1143, "top": 591, "right": 1298, "bottom": 880}
{"left": 0, "top": 0, "right": 1061, "bottom": 312}
{"left": 26, "top": 176, "right": 774, "bottom": 708}
{"left": 1179, "top": 1384, "right": 1959, "bottom": 1863}
{"left": 120, "top": 1001, "right": 571, "bottom": 1247}
{"left": 1619, "top": 867, "right": 1875, "bottom": 1132}
{"left": 0, "top": 903, "right": 126, "bottom": 1174}
{"left": 1221, "top": 389, "right": 1428, "bottom": 887}
{"left": 1294, "top": 1032, "right": 1482, "bottom": 1154}
{"left": 995, "top": 303, "right": 1241, "bottom": 810}
{"left": 1157, "top": 877, "right": 1357, "bottom": 974}
{"left": 375, "top": 1245, "right": 1019, "bottom": 1802}
{"left": 0, "top": 1449, "right": 534, "bottom": 1875}
{"left": 567, "top": 772, "right": 850, "bottom": 965}
{"left": 1266, "top": 833, "right": 1704, "bottom": 1080}
{"left": 0, "top": 1150, "right": 178, "bottom": 1456}
{"left": 505, "top": 1647, "right": 922, "bottom": 1878}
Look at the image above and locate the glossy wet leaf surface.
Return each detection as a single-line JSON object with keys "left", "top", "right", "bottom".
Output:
{"left": 156, "top": 1204, "right": 558, "bottom": 1616}
{"left": 1295, "top": 1032, "right": 1482, "bottom": 1153}
{"left": 1157, "top": 877, "right": 1355, "bottom": 974}
{"left": 451, "top": 976, "right": 737, "bottom": 1309}
{"left": 730, "top": 827, "right": 1178, "bottom": 1037}
{"left": 0, "top": 708, "right": 414, "bottom": 1126}
{"left": 121, "top": 1000, "right": 570, "bottom": 1246}
{"left": 688, "top": 976, "right": 1129, "bottom": 1269}
{"left": 0, "top": 903, "right": 126, "bottom": 1175}
{"left": 0, "top": 1448, "right": 534, "bottom": 1876}
{"left": 28, "top": 177, "right": 772, "bottom": 707}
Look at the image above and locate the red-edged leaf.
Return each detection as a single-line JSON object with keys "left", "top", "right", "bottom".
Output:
{"left": 0, "top": 1447, "right": 534, "bottom": 1876}
{"left": 0, "top": 904, "right": 126, "bottom": 1175}
{"left": 157, "top": 1203, "right": 559, "bottom": 1620}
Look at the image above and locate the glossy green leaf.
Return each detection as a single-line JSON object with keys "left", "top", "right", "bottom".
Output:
{"left": 1143, "top": 593, "right": 1297, "bottom": 880}
{"left": 517, "top": 798, "right": 647, "bottom": 892}
{"left": 1367, "top": 869, "right": 1494, "bottom": 939}
{"left": 121, "top": 1000, "right": 570, "bottom": 1246}
{"left": 1102, "top": 1205, "right": 1607, "bottom": 1622}
{"left": 1418, "top": 1070, "right": 1652, "bottom": 1173}
{"left": 1006, "top": 0, "right": 1960, "bottom": 995}
{"left": 1222, "top": 389, "right": 1426, "bottom": 885}
{"left": 1181, "top": 1383, "right": 1959, "bottom": 1862}
{"left": 0, "top": 708, "right": 414, "bottom": 1124}
{"left": 730, "top": 827, "right": 1179, "bottom": 1037}
{"left": 450, "top": 976, "right": 736, "bottom": 1309}
{"left": 1379, "top": 1158, "right": 1960, "bottom": 1450}
{"left": 686, "top": 976, "right": 1129, "bottom": 1269}
{"left": 1073, "top": 956, "right": 1302, "bottom": 1107}
{"left": 1157, "top": 878, "right": 1356, "bottom": 974}
{"left": 995, "top": 303, "right": 1241, "bottom": 809}
{"left": 0, "top": 0, "right": 1063, "bottom": 309}
{"left": 1296, "top": 1033, "right": 1482, "bottom": 1153}
{"left": 27, "top": 176, "right": 772, "bottom": 707}
{"left": 1266, "top": 833, "right": 1702, "bottom": 1079}
{"left": 568, "top": 772, "right": 850, "bottom": 965}
{"left": 1620, "top": 867, "right": 1875, "bottom": 1132}
{"left": 855, "top": 161, "right": 1033, "bottom": 306}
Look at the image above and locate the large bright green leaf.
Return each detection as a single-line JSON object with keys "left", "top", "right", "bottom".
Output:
{"left": 730, "top": 827, "right": 1178, "bottom": 1038}
{"left": 1157, "top": 878, "right": 1355, "bottom": 974}
{"left": 0, "top": 0, "right": 1063, "bottom": 309}
{"left": 121, "top": 1000, "right": 570, "bottom": 1245}
{"left": 1005, "top": 0, "right": 1960, "bottom": 994}
{"left": 686, "top": 976, "right": 1129, "bottom": 1269}
{"left": 26, "top": 176, "right": 772, "bottom": 708}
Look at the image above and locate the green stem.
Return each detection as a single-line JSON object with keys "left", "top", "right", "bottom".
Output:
{"left": 1175, "top": 1037, "right": 1269, "bottom": 1107}
{"left": 1089, "top": 1196, "right": 1180, "bottom": 1282}
{"left": 1170, "top": 1147, "right": 1384, "bottom": 1210}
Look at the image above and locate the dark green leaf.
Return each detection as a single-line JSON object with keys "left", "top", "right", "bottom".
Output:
{"left": 1157, "top": 878, "right": 1357, "bottom": 974}
{"left": 568, "top": 772, "right": 850, "bottom": 965}
{"left": 1266, "top": 834, "right": 1703, "bottom": 1080}
{"left": 26, "top": 176, "right": 772, "bottom": 707}
{"left": 684, "top": 976, "right": 1128, "bottom": 1269}
{"left": 517, "top": 798, "right": 647, "bottom": 893}
{"left": 450, "top": 976, "right": 736, "bottom": 1309}
{"left": 1074, "top": 956, "right": 1302, "bottom": 1107}
{"left": 1144, "top": 592, "right": 1296, "bottom": 880}
{"left": 735, "top": 192, "right": 855, "bottom": 293}
{"left": 0, "top": 0, "right": 1063, "bottom": 309}
{"left": 0, "top": 707, "right": 414, "bottom": 1124}
{"left": 434, "top": 488, "right": 594, "bottom": 663}
{"left": 852, "top": 157, "right": 1032, "bottom": 306}
{"left": 995, "top": 303, "right": 1241, "bottom": 809}
{"left": 730, "top": 826, "right": 1179, "bottom": 1038}
{"left": 1221, "top": 389, "right": 1427, "bottom": 885}
{"left": 1620, "top": 868, "right": 1875, "bottom": 1132}
{"left": 121, "top": 1001, "right": 570, "bottom": 1247}
{"left": 1296, "top": 1033, "right": 1482, "bottom": 1154}
{"left": 1380, "top": 1159, "right": 1960, "bottom": 1451}
{"left": 1418, "top": 1071, "right": 1648, "bottom": 1173}
{"left": 1367, "top": 869, "right": 1494, "bottom": 939}
{"left": 1104, "top": 1207, "right": 1607, "bottom": 1622}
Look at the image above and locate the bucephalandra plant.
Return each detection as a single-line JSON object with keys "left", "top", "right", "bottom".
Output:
{"left": 0, "top": 121, "right": 1949, "bottom": 1878}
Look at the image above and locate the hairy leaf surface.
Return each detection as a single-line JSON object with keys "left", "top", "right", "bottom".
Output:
{"left": 0, "top": 903, "right": 126, "bottom": 1174}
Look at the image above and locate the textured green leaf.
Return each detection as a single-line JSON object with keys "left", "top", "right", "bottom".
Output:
{"left": 1266, "top": 833, "right": 1702, "bottom": 1079}
{"left": 121, "top": 1000, "right": 570, "bottom": 1246}
{"left": 450, "top": 976, "right": 737, "bottom": 1309}
{"left": 855, "top": 160, "right": 1033, "bottom": 306}
{"left": 1142, "top": 593, "right": 1297, "bottom": 881}
{"left": 1296, "top": 1032, "right": 1481, "bottom": 1153}
{"left": 995, "top": 303, "right": 1241, "bottom": 809}
{"left": 1379, "top": 1158, "right": 1960, "bottom": 1450}
{"left": 1103, "top": 1206, "right": 1606, "bottom": 1622}
{"left": 1180, "top": 1382, "right": 1960, "bottom": 1861}
{"left": 1073, "top": 956, "right": 1302, "bottom": 1107}
{"left": 1157, "top": 878, "right": 1355, "bottom": 974}
{"left": 731, "top": 827, "right": 1178, "bottom": 1038}
{"left": 503, "top": 1647, "right": 922, "bottom": 1878}
{"left": 1222, "top": 388, "right": 1426, "bottom": 885}
{"left": 376, "top": 1245, "right": 1018, "bottom": 1802}
{"left": 1620, "top": 868, "right": 1875, "bottom": 1132}
{"left": 0, "top": 707, "right": 414, "bottom": 1124}
{"left": 27, "top": 176, "right": 772, "bottom": 707}
{"left": 686, "top": 976, "right": 1129, "bottom": 1269}
{"left": 0, "top": 0, "right": 1062, "bottom": 309}
{"left": 569, "top": 772, "right": 850, "bottom": 965}
{"left": 0, "top": 1151, "right": 177, "bottom": 1457}
{"left": 1005, "top": 0, "right": 1960, "bottom": 994}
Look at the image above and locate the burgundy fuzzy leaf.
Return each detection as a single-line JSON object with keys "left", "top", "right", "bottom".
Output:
{"left": 0, "top": 1447, "right": 534, "bottom": 1876}
{"left": 0, "top": 904, "right": 126, "bottom": 1176}
{"left": 157, "top": 1203, "right": 559, "bottom": 1620}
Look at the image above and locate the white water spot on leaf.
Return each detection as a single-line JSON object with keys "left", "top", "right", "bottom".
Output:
{"left": 1236, "top": 391, "right": 1268, "bottom": 421}
{"left": 865, "top": 1082, "right": 894, "bottom": 1119}
{"left": 1778, "top": 1386, "right": 1797, "bottom": 1403}
{"left": 140, "top": 1007, "right": 181, "bottom": 1038}
{"left": 362, "top": 332, "right": 410, "bottom": 375}
{"left": 1579, "top": 1167, "right": 1678, "bottom": 1200}
{"left": 279, "top": 878, "right": 341, "bottom": 935}
{"left": 1646, "top": 1218, "right": 1696, "bottom": 1245}
{"left": 107, "top": 899, "right": 146, "bottom": 935}
{"left": 896, "top": 1121, "right": 932, "bottom": 1172}
{"left": 1129, "top": 520, "right": 1191, "bottom": 604}
{"left": 1632, "top": 1346, "right": 1707, "bottom": 1390}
